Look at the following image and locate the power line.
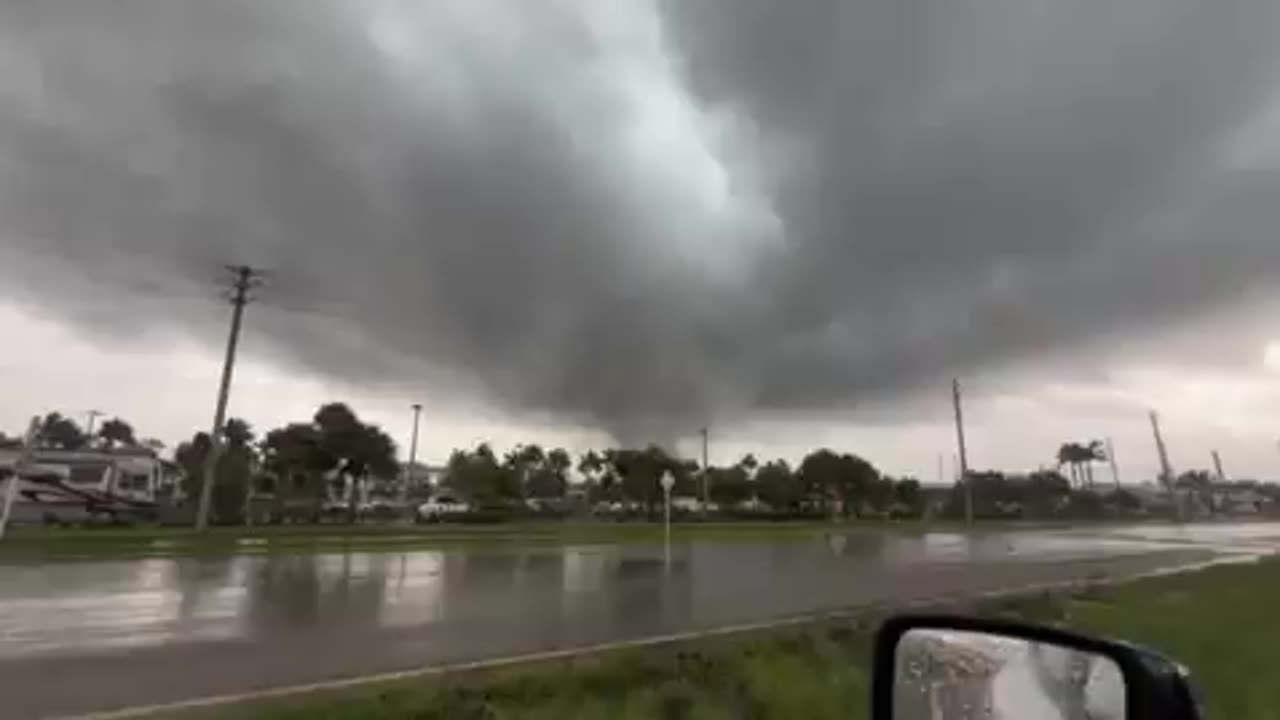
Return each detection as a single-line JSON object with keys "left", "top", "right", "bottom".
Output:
{"left": 194, "top": 265, "right": 265, "bottom": 532}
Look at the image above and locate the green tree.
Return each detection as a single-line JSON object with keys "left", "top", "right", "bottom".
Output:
{"left": 798, "top": 449, "right": 879, "bottom": 517}
{"left": 605, "top": 445, "right": 678, "bottom": 516}
{"left": 260, "top": 422, "right": 326, "bottom": 521}
{"left": 176, "top": 427, "right": 257, "bottom": 524}
{"left": 304, "top": 404, "right": 398, "bottom": 522}
{"left": 755, "top": 459, "right": 801, "bottom": 510}
{"left": 1057, "top": 440, "right": 1106, "bottom": 488}
{"left": 1056, "top": 443, "right": 1081, "bottom": 486}
{"left": 893, "top": 478, "right": 923, "bottom": 517}
{"left": 221, "top": 418, "right": 255, "bottom": 449}
{"left": 175, "top": 432, "right": 213, "bottom": 499}
{"left": 445, "top": 443, "right": 518, "bottom": 504}
{"left": 36, "top": 412, "right": 87, "bottom": 450}
{"left": 798, "top": 449, "right": 843, "bottom": 514}
{"left": 503, "top": 444, "right": 546, "bottom": 500}
{"left": 97, "top": 417, "right": 136, "bottom": 449}
{"left": 526, "top": 447, "right": 571, "bottom": 500}
{"left": 577, "top": 449, "right": 611, "bottom": 503}
{"left": 707, "top": 464, "right": 751, "bottom": 507}
{"left": 547, "top": 447, "right": 572, "bottom": 480}
{"left": 866, "top": 475, "right": 896, "bottom": 513}
{"left": 1025, "top": 470, "right": 1071, "bottom": 517}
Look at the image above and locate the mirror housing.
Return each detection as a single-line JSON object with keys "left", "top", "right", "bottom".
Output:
{"left": 872, "top": 614, "right": 1202, "bottom": 720}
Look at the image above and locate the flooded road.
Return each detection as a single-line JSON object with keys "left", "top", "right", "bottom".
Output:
{"left": 0, "top": 522, "right": 1274, "bottom": 718}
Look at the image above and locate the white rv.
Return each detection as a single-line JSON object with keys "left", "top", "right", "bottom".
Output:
{"left": 0, "top": 444, "right": 180, "bottom": 524}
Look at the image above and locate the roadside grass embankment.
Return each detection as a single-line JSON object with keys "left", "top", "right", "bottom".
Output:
{"left": 234, "top": 556, "right": 1280, "bottom": 720}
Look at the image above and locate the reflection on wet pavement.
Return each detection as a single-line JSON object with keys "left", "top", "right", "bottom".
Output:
{"left": 0, "top": 522, "right": 1271, "bottom": 718}
{"left": 1, "top": 523, "right": 1270, "bottom": 661}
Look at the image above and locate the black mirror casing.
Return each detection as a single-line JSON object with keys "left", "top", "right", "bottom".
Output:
{"left": 872, "top": 614, "right": 1203, "bottom": 720}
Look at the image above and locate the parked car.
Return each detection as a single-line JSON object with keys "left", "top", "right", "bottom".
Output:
{"left": 416, "top": 495, "right": 471, "bottom": 521}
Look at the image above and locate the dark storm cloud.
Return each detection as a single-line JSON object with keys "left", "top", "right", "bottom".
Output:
{"left": 3, "top": 0, "right": 1280, "bottom": 441}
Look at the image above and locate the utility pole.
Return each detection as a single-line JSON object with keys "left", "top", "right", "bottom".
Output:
{"left": 0, "top": 417, "right": 40, "bottom": 540}
{"left": 402, "top": 403, "right": 423, "bottom": 507}
{"left": 699, "top": 427, "right": 710, "bottom": 514}
{"left": 952, "top": 379, "right": 973, "bottom": 526}
{"left": 1148, "top": 411, "right": 1179, "bottom": 521}
{"left": 1106, "top": 437, "right": 1121, "bottom": 489}
{"left": 195, "top": 265, "right": 263, "bottom": 532}
{"left": 84, "top": 409, "right": 104, "bottom": 443}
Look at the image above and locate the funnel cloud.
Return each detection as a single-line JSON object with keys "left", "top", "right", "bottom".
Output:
{"left": 2, "top": 0, "right": 1280, "bottom": 442}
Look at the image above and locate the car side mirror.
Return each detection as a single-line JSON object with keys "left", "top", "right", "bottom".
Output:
{"left": 872, "top": 614, "right": 1203, "bottom": 720}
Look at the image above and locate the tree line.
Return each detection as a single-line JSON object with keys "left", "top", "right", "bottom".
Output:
{"left": 11, "top": 406, "right": 1271, "bottom": 525}
{"left": 11, "top": 405, "right": 928, "bottom": 524}
{"left": 442, "top": 443, "right": 925, "bottom": 519}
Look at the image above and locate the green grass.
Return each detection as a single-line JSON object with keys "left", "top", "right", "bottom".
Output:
{"left": 1061, "top": 560, "right": 1280, "bottom": 719}
{"left": 0, "top": 521, "right": 831, "bottom": 561}
{"left": 235, "top": 557, "right": 1280, "bottom": 720}
{"left": 243, "top": 625, "right": 877, "bottom": 720}
{"left": 0, "top": 519, "right": 1022, "bottom": 561}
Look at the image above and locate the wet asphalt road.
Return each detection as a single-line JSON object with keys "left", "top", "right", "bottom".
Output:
{"left": 0, "top": 523, "right": 1275, "bottom": 719}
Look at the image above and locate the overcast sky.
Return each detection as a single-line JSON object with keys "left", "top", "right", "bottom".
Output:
{"left": 3, "top": 0, "right": 1280, "bottom": 482}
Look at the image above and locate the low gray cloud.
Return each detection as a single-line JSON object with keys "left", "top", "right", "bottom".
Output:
{"left": 2, "top": 0, "right": 1280, "bottom": 442}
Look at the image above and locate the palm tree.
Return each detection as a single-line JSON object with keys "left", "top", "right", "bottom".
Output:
{"left": 1057, "top": 441, "right": 1105, "bottom": 489}
{"left": 221, "top": 418, "right": 255, "bottom": 449}
{"left": 1057, "top": 443, "right": 1081, "bottom": 487}
{"left": 577, "top": 450, "right": 610, "bottom": 502}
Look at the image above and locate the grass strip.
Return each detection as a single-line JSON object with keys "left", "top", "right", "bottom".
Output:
{"left": 0, "top": 517, "right": 1145, "bottom": 562}
{"left": 0, "top": 520, "right": 1026, "bottom": 561}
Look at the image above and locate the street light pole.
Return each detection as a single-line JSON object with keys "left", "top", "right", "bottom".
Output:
{"left": 699, "top": 427, "right": 709, "bottom": 514}
{"left": 85, "top": 410, "right": 104, "bottom": 444}
{"left": 402, "top": 403, "right": 422, "bottom": 507}
{"left": 660, "top": 471, "right": 675, "bottom": 569}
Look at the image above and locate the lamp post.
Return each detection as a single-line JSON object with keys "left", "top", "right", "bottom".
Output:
{"left": 660, "top": 470, "right": 675, "bottom": 568}
{"left": 402, "top": 403, "right": 423, "bottom": 511}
